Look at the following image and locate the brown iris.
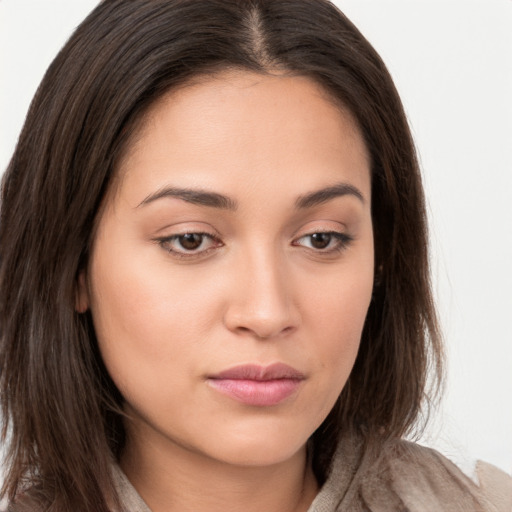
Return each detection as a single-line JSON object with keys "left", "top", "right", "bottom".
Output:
{"left": 309, "top": 233, "right": 332, "bottom": 249}
{"left": 178, "top": 233, "right": 203, "bottom": 250}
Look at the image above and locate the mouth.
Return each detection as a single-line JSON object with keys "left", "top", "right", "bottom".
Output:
{"left": 206, "top": 363, "right": 305, "bottom": 407}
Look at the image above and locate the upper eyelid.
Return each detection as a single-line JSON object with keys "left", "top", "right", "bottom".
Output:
{"left": 293, "top": 228, "right": 351, "bottom": 241}
{"left": 290, "top": 219, "right": 349, "bottom": 236}
{"left": 296, "top": 228, "right": 345, "bottom": 235}
{"left": 154, "top": 222, "right": 219, "bottom": 235}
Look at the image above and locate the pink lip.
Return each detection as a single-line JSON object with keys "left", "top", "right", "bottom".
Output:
{"left": 207, "top": 363, "right": 305, "bottom": 406}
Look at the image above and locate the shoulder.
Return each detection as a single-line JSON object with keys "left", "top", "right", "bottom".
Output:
{"left": 367, "top": 440, "right": 484, "bottom": 509}
{"left": 365, "top": 438, "right": 512, "bottom": 512}
{"left": 314, "top": 436, "right": 512, "bottom": 512}
{"left": 475, "top": 459, "right": 512, "bottom": 512}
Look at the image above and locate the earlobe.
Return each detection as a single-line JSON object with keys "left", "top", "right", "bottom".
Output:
{"left": 75, "top": 271, "right": 89, "bottom": 313}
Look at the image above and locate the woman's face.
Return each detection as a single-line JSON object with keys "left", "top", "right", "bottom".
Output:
{"left": 80, "top": 71, "right": 374, "bottom": 468}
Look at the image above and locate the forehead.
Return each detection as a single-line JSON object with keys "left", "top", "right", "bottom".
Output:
{"left": 114, "top": 70, "right": 370, "bottom": 205}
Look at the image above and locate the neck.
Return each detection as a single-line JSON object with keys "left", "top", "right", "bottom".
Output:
{"left": 120, "top": 427, "right": 319, "bottom": 512}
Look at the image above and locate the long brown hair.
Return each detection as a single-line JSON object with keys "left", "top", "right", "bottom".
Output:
{"left": 0, "top": 0, "right": 442, "bottom": 509}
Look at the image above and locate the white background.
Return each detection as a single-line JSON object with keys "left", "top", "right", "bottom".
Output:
{"left": 1, "top": 0, "right": 511, "bottom": 477}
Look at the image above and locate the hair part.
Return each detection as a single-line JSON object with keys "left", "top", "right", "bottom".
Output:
{"left": 1, "top": 0, "right": 443, "bottom": 509}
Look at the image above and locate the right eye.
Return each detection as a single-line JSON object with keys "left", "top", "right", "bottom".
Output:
{"left": 157, "top": 232, "right": 223, "bottom": 259}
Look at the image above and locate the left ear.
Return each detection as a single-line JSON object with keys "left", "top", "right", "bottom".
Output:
{"left": 75, "top": 270, "right": 90, "bottom": 313}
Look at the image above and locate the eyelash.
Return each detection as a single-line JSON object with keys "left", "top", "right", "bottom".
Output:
{"left": 155, "top": 230, "right": 353, "bottom": 260}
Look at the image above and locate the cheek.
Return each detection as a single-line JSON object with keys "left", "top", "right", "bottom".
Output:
{"left": 301, "top": 256, "right": 374, "bottom": 385}
{"left": 86, "top": 246, "right": 220, "bottom": 396}
{"left": 89, "top": 235, "right": 217, "bottom": 335}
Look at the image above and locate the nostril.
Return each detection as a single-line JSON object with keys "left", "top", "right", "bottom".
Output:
{"left": 232, "top": 323, "right": 296, "bottom": 340}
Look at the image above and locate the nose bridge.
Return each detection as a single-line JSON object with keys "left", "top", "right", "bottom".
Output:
{"left": 224, "top": 241, "right": 297, "bottom": 338}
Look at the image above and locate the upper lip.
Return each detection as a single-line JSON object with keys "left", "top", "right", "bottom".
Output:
{"left": 209, "top": 363, "right": 305, "bottom": 381}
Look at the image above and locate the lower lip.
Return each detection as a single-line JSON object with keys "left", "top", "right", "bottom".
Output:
{"left": 207, "top": 378, "right": 302, "bottom": 406}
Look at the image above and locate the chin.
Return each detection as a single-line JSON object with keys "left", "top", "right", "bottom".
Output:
{"left": 199, "top": 426, "right": 311, "bottom": 468}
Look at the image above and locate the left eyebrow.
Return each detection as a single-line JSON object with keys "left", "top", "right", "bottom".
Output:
{"left": 295, "top": 182, "right": 365, "bottom": 209}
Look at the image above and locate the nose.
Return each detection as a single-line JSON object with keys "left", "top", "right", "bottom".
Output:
{"left": 223, "top": 248, "right": 300, "bottom": 339}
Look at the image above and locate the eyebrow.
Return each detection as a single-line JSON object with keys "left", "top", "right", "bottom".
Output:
{"left": 137, "top": 187, "right": 238, "bottom": 210}
{"left": 295, "top": 182, "right": 365, "bottom": 209}
{"left": 137, "top": 181, "right": 364, "bottom": 210}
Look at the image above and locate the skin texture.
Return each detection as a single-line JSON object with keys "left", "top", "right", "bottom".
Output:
{"left": 78, "top": 71, "right": 374, "bottom": 512}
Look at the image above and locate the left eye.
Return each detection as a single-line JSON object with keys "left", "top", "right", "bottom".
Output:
{"left": 158, "top": 233, "right": 220, "bottom": 255}
{"left": 293, "top": 232, "right": 352, "bottom": 252}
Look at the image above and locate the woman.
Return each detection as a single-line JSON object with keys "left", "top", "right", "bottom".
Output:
{"left": 0, "top": 1, "right": 510, "bottom": 511}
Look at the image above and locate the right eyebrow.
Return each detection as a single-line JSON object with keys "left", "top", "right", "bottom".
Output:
{"left": 136, "top": 186, "right": 238, "bottom": 210}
